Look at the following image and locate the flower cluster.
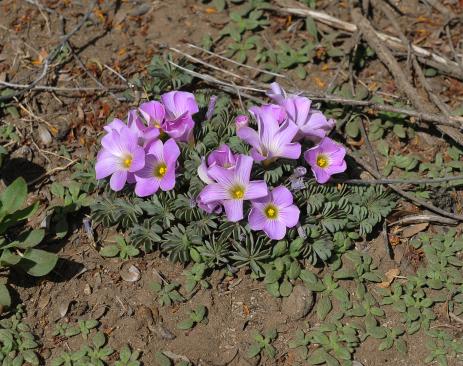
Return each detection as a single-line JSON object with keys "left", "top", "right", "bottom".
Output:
{"left": 95, "top": 91, "right": 196, "bottom": 194}
{"left": 95, "top": 83, "right": 347, "bottom": 240}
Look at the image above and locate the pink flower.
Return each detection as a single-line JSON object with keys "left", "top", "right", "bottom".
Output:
{"left": 95, "top": 126, "right": 145, "bottom": 191}
{"left": 161, "top": 91, "right": 199, "bottom": 142}
{"left": 198, "top": 144, "right": 237, "bottom": 185}
{"left": 139, "top": 101, "right": 165, "bottom": 129}
{"left": 237, "top": 104, "right": 301, "bottom": 162}
{"left": 198, "top": 155, "right": 268, "bottom": 222}
{"left": 267, "top": 82, "right": 334, "bottom": 142}
{"left": 134, "top": 139, "right": 180, "bottom": 197}
{"left": 304, "top": 137, "right": 347, "bottom": 184}
{"left": 249, "top": 104, "right": 286, "bottom": 125}
{"left": 235, "top": 115, "right": 249, "bottom": 130}
{"left": 104, "top": 110, "right": 159, "bottom": 147}
{"left": 249, "top": 186, "right": 300, "bottom": 240}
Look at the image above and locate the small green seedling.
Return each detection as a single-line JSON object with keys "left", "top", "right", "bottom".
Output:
{"left": 150, "top": 281, "right": 184, "bottom": 306}
{"left": 115, "top": 345, "right": 141, "bottom": 366}
{"left": 177, "top": 305, "right": 208, "bottom": 330}
{"left": 184, "top": 263, "right": 210, "bottom": 292}
{"left": 100, "top": 236, "right": 140, "bottom": 259}
{"left": 247, "top": 329, "right": 278, "bottom": 359}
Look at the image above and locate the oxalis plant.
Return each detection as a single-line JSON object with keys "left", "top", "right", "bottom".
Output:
{"left": 91, "top": 78, "right": 395, "bottom": 297}
{"left": 0, "top": 177, "right": 58, "bottom": 308}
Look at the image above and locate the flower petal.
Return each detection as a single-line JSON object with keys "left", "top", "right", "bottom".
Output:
{"left": 237, "top": 126, "right": 260, "bottom": 149}
{"left": 163, "top": 138, "right": 180, "bottom": 166}
{"left": 223, "top": 199, "right": 244, "bottom": 222}
{"left": 312, "top": 167, "right": 331, "bottom": 184}
{"left": 248, "top": 208, "right": 267, "bottom": 231}
{"left": 208, "top": 165, "right": 235, "bottom": 187}
{"left": 244, "top": 181, "right": 268, "bottom": 200}
{"left": 235, "top": 155, "right": 253, "bottom": 186}
{"left": 110, "top": 170, "right": 127, "bottom": 191}
{"left": 279, "top": 204, "right": 300, "bottom": 228}
{"left": 95, "top": 154, "right": 118, "bottom": 179}
{"left": 279, "top": 143, "right": 301, "bottom": 159}
{"left": 271, "top": 186, "right": 293, "bottom": 207}
{"left": 199, "top": 183, "right": 229, "bottom": 203}
{"left": 128, "top": 146, "right": 146, "bottom": 172}
{"left": 263, "top": 220, "right": 287, "bottom": 240}
{"left": 135, "top": 177, "right": 160, "bottom": 197}
{"left": 147, "top": 139, "right": 164, "bottom": 162}
{"left": 160, "top": 166, "right": 176, "bottom": 191}
{"left": 198, "top": 158, "right": 214, "bottom": 184}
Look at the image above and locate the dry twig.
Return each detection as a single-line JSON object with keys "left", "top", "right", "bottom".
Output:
{"left": 273, "top": 0, "right": 462, "bottom": 79}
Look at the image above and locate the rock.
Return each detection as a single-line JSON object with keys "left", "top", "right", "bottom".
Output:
{"left": 282, "top": 285, "right": 314, "bottom": 321}
{"left": 236, "top": 355, "right": 260, "bottom": 366}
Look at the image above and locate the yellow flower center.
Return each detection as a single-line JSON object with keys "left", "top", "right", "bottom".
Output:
{"left": 264, "top": 204, "right": 278, "bottom": 219}
{"left": 122, "top": 155, "right": 133, "bottom": 169}
{"left": 153, "top": 120, "right": 161, "bottom": 128}
{"left": 230, "top": 185, "right": 245, "bottom": 199}
{"left": 316, "top": 154, "right": 329, "bottom": 168}
{"left": 154, "top": 163, "right": 167, "bottom": 178}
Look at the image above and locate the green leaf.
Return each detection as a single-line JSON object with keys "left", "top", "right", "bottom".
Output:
{"left": 247, "top": 343, "right": 262, "bottom": 358}
{"left": 20, "top": 249, "right": 58, "bottom": 276}
{"left": 92, "top": 332, "right": 106, "bottom": 348}
{"left": 177, "top": 318, "right": 195, "bottom": 330}
{"left": 316, "top": 295, "right": 332, "bottom": 320}
{"left": 100, "top": 245, "right": 120, "bottom": 257}
{"left": 279, "top": 280, "right": 293, "bottom": 297}
{"left": 15, "top": 229, "right": 45, "bottom": 249}
{"left": 307, "top": 348, "right": 329, "bottom": 364}
{"left": 0, "top": 284, "right": 11, "bottom": 307}
{"left": 264, "top": 269, "right": 281, "bottom": 284}
{"left": 0, "top": 177, "right": 27, "bottom": 217}
{"left": 155, "top": 352, "right": 172, "bottom": 366}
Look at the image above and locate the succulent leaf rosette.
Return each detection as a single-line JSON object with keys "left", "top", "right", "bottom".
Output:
{"left": 95, "top": 83, "right": 347, "bottom": 240}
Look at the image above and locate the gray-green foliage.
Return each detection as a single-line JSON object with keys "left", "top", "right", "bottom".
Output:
{"left": 49, "top": 181, "right": 93, "bottom": 239}
{"left": 0, "top": 306, "right": 40, "bottom": 366}
{"left": 52, "top": 332, "right": 114, "bottom": 366}
{"left": 0, "top": 177, "right": 58, "bottom": 307}
{"left": 289, "top": 322, "right": 360, "bottom": 365}
{"left": 91, "top": 87, "right": 395, "bottom": 291}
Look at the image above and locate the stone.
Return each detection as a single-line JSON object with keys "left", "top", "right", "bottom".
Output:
{"left": 282, "top": 285, "right": 314, "bottom": 320}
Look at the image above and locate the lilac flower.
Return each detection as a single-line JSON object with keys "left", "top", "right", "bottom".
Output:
{"left": 206, "top": 95, "right": 217, "bottom": 120}
{"left": 267, "top": 82, "right": 293, "bottom": 104}
{"left": 198, "top": 144, "right": 237, "bottom": 185}
{"left": 139, "top": 101, "right": 165, "bottom": 129}
{"left": 134, "top": 139, "right": 180, "bottom": 197}
{"left": 304, "top": 137, "right": 347, "bottom": 184}
{"left": 161, "top": 91, "right": 199, "bottom": 142}
{"left": 198, "top": 155, "right": 268, "bottom": 222}
{"left": 235, "top": 115, "right": 249, "bottom": 130}
{"left": 103, "top": 118, "right": 126, "bottom": 133}
{"left": 95, "top": 126, "right": 145, "bottom": 191}
{"left": 196, "top": 196, "right": 223, "bottom": 214}
{"left": 248, "top": 186, "right": 300, "bottom": 240}
{"left": 281, "top": 96, "right": 335, "bottom": 141}
{"left": 104, "top": 111, "right": 159, "bottom": 147}
{"left": 237, "top": 105, "right": 301, "bottom": 162}
{"left": 267, "top": 82, "right": 334, "bottom": 142}
{"left": 249, "top": 104, "right": 286, "bottom": 125}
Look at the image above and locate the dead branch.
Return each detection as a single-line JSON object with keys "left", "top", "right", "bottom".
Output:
{"left": 273, "top": 0, "right": 462, "bottom": 80}
{"left": 352, "top": 6, "right": 463, "bottom": 146}
{"left": 168, "top": 54, "right": 463, "bottom": 129}
{"left": 348, "top": 152, "right": 463, "bottom": 222}
{"left": 0, "top": 0, "right": 97, "bottom": 102}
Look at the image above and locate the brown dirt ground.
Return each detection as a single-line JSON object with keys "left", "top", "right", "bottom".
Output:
{"left": 1, "top": 0, "right": 463, "bottom": 365}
